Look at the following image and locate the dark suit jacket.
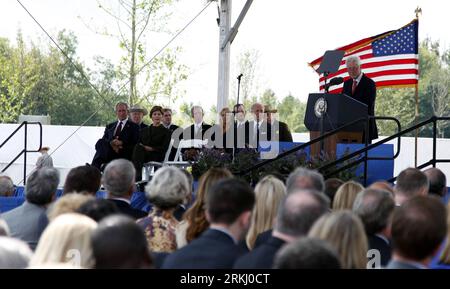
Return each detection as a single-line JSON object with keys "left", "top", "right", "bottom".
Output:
{"left": 109, "top": 199, "right": 147, "bottom": 220}
{"left": 273, "top": 120, "right": 293, "bottom": 142}
{"left": 138, "top": 122, "right": 149, "bottom": 130}
{"left": 234, "top": 121, "right": 250, "bottom": 149}
{"left": 183, "top": 122, "right": 213, "bottom": 140}
{"left": 233, "top": 236, "right": 286, "bottom": 269}
{"left": 91, "top": 120, "right": 140, "bottom": 169}
{"left": 253, "top": 229, "right": 273, "bottom": 249}
{"left": 162, "top": 229, "right": 246, "bottom": 269}
{"left": 342, "top": 73, "right": 378, "bottom": 141}
{"left": 247, "top": 120, "right": 272, "bottom": 148}
{"left": 368, "top": 234, "right": 392, "bottom": 267}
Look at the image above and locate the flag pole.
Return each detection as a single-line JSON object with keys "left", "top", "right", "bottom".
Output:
{"left": 414, "top": 7, "right": 422, "bottom": 168}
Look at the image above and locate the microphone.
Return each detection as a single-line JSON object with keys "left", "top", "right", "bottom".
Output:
{"left": 237, "top": 73, "right": 243, "bottom": 80}
{"left": 325, "top": 77, "right": 344, "bottom": 89}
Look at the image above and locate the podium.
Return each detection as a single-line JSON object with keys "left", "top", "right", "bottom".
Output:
{"left": 304, "top": 93, "right": 368, "bottom": 158}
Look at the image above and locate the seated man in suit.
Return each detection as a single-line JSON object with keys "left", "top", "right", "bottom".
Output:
{"left": 248, "top": 103, "right": 271, "bottom": 149}
{"left": 342, "top": 55, "right": 378, "bottom": 143}
{"left": 183, "top": 105, "right": 212, "bottom": 140}
{"left": 162, "top": 108, "right": 180, "bottom": 161}
{"left": 387, "top": 196, "right": 447, "bottom": 269}
{"left": 1, "top": 168, "right": 59, "bottom": 250}
{"left": 162, "top": 178, "right": 255, "bottom": 269}
{"left": 233, "top": 189, "right": 329, "bottom": 269}
{"left": 233, "top": 103, "right": 249, "bottom": 150}
{"left": 129, "top": 104, "right": 149, "bottom": 130}
{"left": 264, "top": 105, "right": 293, "bottom": 142}
{"left": 91, "top": 102, "right": 140, "bottom": 171}
{"left": 103, "top": 159, "right": 147, "bottom": 220}
{"left": 353, "top": 188, "right": 395, "bottom": 267}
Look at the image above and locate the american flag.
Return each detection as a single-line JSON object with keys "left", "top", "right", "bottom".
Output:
{"left": 309, "top": 19, "right": 419, "bottom": 94}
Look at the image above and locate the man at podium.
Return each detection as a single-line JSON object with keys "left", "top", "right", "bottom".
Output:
{"left": 342, "top": 55, "right": 378, "bottom": 142}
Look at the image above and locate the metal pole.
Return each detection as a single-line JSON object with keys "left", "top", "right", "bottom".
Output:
{"left": 217, "top": 0, "right": 231, "bottom": 115}
{"left": 363, "top": 118, "right": 369, "bottom": 186}
{"left": 433, "top": 116, "right": 437, "bottom": 167}
{"left": 23, "top": 122, "right": 28, "bottom": 185}
{"left": 414, "top": 86, "right": 419, "bottom": 167}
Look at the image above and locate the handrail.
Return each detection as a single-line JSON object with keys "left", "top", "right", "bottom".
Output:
{"left": 0, "top": 122, "right": 43, "bottom": 185}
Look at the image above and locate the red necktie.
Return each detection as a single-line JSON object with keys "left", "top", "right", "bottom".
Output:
{"left": 352, "top": 80, "right": 357, "bottom": 95}
{"left": 114, "top": 121, "right": 123, "bottom": 138}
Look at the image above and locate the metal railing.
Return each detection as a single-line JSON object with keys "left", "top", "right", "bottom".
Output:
{"left": 0, "top": 122, "right": 43, "bottom": 185}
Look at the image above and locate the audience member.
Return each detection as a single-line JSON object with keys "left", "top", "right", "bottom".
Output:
{"left": 47, "top": 194, "right": 94, "bottom": 222}
{"left": 332, "top": 181, "right": 364, "bottom": 211}
{"left": 0, "top": 175, "right": 15, "bottom": 197}
{"left": 30, "top": 213, "right": 97, "bottom": 268}
{"left": 353, "top": 188, "right": 395, "bottom": 267}
{"left": 286, "top": 167, "right": 325, "bottom": 194}
{"left": 0, "top": 237, "right": 33, "bottom": 269}
{"left": 246, "top": 175, "right": 286, "bottom": 250}
{"left": 309, "top": 211, "right": 368, "bottom": 269}
{"left": 1, "top": 167, "right": 59, "bottom": 250}
{"left": 234, "top": 189, "right": 329, "bottom": 269}
{"left": 137, "top": 167, "right": 189, "bottom": 252}
{"left": 176, "top": 168, "right": 233, "bottom": 248}
{"left": 76, "top": 199, "right": 120, "bottom": 222}
{"left": 91, "top": 215, "right": 152, "bottom": 269}
{"left": 324, "top": 178, "right": 344, "bottom": 206}
{"left": 387, "top": 196, "right": 447, "bottom": 269}
{"left": 63, "top": 165, "right": 102, "bottom": 196}
{"left": 369, "top": 181, "right": 395, "bottom": 197}
{"left": 103, "top": 159, "right": 147, "bottom": 219}
{"left": 394, "top": 168, "right": 429, "bottom": 206}
{"left": 273, "top": 237, "right": 341, "bottom": 269}
{"left": 424, "top": 167, "right": 447, "bottom": 198}
{"left": 162, "top": 178, "right": 255, "bottom": 269}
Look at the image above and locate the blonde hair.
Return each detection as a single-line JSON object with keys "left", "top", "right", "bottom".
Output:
{"left": 439, "top": 202, "right": 450, "bottom": 264}
{"left": 308, "top": 211, "right": 368, "bottom": 269}
{"left": 47, "top": 193, "right": 94, "bottom": 222}
{"left": 30, "top": 213, "right": 97, "bottom": 268}
{"left": 246, "top": 175, "right": 286, "bottom": 249}
{"left": 332, "top": 181, "right": 364, "bottom": 211}
{"left": 219, "top": 107, "right": 232, "bottom": 133}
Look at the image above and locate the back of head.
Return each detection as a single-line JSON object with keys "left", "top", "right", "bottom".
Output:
{"left": 394, "top": 168, "right": 429, "bottom": 199}
{"left": 424, "top": 168, "right": 447, "bottom": 198}
{"left": 246, "top": 175, "right": 287, "bottom": 249}
{"left": 103, "top": 159, "right": 135, "bottom": 198}
{"left": 0, "top": 237, "right": 33, "bottom": 269}
{"left": 308, "top": 211, "right": 368, "bottom": 269}
{"left": 369, "top": 181, "right": 394, "bottom": 197}
{"left": 47, "top": 194, "right": 94, "bottom": 222}
{"left": 324, "top": 178, "right": 344, "bottom": 206}
{"left": 25, "top": 167, "right": 60, "bottom": 206}
{"left": 145, "top": 166, "right": 189, "bottom": 210}
{"left": 0, "top": 175, "right": 15, "bottom": 197}
{"left": 273, "top": 237, "right": 341, "bottom": 269}
{"left": 391, "top": 195, "right": 447, "bottom": 262}
{"left": 76, "top": 199, "right": 120, "bottom": 222}
{"left": 91, "top": 215, "right": 152, "bottom": 269}
{"left": 63, "top": 165, "right": 101, "bottom": 195}
{"left": 353, "top": 188, "right": 395, "bottom": 235}
{"left": 332, "top": 181, "right": 364, "bottom": 211}
{"left": 206, "top": 178, "right": 255, "bottom": 225}
{"left": 275, "top": 189, "right": 330, "bottom": 237}
{"left": 286, "top": 167, "right": 324, "bottom": 194}
{"left": 31, "top": 213, "right": 97, "bottom": 268}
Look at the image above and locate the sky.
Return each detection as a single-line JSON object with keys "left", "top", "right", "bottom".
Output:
{"left": 0, "top": 0, "right": 449, "bottom": 113}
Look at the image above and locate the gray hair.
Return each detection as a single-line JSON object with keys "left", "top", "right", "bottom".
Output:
{"left": 145, "top": 167, "right": 189, "bottom": 209}
{"left": 0, "top": 237, "right": 33, "bottom": 269}
{"left": 353, "top": 188, "right": 395, "bottom": 235}
{"left": 0, "top": 176, "right": 14, "bottom": 196}
{"left": 103, "top": 159, "right": 135, "bottom": 198}
{"left": 346, "top": 55, "right": 361, "bottom": 67}
{"left": 25, "top": 167, "right": 60, "bottom": 206}
{"left": 286, "top": 167, "right": 325, "bottom": 194}
{"left": 275, "top": 189, "right": 330, "bottom": 237}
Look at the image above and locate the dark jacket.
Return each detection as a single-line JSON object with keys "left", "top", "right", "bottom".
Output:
{"left": 273, "top": 120, "right": 293, "bottom": 142}
{"left": 91, "top": 120, "right": 140, "bottom": 169}
{"left": 368, "top": 234, "right": 392, "bottom": 267}
{"left": 109, "top": 199, "right": 147, "bottom": 220}
{"left": 233, "top": 236, "right": 286, "bottom": 269}
{"left": 162, "top": 229, "right": 246, "bottom": 269}
{"left": 342, "top": 73, "right": 378, "bottom": 141}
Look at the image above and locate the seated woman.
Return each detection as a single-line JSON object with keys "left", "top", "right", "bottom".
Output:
{"left": 136, "top": 167, "right": 189, "bottom": 253}
{"left": 207, "top": 107, "right": 233, "bottom": 152}
{"left": 132, "top": 105, "right": 171, "bottom": 181}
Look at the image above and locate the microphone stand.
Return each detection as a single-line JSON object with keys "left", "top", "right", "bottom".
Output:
{"left": 233, "top": 74, "right": 243, "bottom": 162}
{"left": 319, "top": 71, "right": 330, "bottom": 153}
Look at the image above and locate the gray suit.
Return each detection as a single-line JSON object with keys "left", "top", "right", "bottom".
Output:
{"left": 386, "top": 260, "right": 426, "bottom": 269}
{"left": 1, "top": 201, "right": 49, "bottom": 250}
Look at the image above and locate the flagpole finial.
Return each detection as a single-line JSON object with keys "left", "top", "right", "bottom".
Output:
{"left": 415, "top": 6, "right": 422, "bottom": 19}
